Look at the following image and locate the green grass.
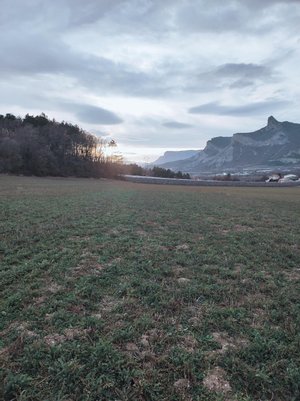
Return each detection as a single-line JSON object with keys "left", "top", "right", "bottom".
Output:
{"left": 0, "top": 175, "right": 299, "bottom": 401}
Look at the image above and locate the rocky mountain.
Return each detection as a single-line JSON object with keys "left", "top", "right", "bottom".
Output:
{"left": 159, "top": 116, "right": 300, "bottom": 174}
{"left": 151, "top": 150, "right": 199, "bottom": 165}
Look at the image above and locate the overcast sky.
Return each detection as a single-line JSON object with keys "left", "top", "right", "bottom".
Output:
{"left": 1, "top": 0, "right": 299, "bottom": 162}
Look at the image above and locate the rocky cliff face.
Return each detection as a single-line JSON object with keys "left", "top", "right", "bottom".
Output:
{"left": 159, "top": 116, "right": 300, "bottom": 173}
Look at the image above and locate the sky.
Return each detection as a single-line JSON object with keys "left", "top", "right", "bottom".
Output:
{"left": 0, "top": 0, "right": 299, "bottom": 163}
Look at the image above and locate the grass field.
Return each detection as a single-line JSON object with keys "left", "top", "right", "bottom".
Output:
{"left": 0, "top": 175, "right": 300, "bottom": 401}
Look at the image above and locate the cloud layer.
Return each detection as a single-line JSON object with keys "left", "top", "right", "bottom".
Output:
{"left": 0, "top": 0, "right": 299, "bottom": 162}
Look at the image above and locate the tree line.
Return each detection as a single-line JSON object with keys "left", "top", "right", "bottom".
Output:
{"left": 0, "top": 113, "right": 120, "bottom": 177}
{"left": 130, "top": 164, "right": 191, "bottom": 180}
{"left": 0, "top": 113, "right": 190, "bottom": 179}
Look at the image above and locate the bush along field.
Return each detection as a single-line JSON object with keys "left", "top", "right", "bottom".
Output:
{"left": 0, "top": 175, "right": 299, "bottom": 401}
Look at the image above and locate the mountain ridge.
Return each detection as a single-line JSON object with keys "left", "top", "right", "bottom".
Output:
{"left": 156, "top": 116, "right": 300, "bottom": 174}
{"left": 151, "top": 149, "right": 199, "bottom": 165}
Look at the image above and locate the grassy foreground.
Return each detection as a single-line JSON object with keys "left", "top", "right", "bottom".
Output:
{"left": 0, "top": 175, "right": 299, "bottom": 401}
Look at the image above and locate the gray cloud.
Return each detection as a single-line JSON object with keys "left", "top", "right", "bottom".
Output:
{"left": 215, "top": 63, "right": 271, "bottom": 79}
{"left": 189, "top": 100, "right": 290, "bottom": 116}
{"left": 0, "top": 0, "right": 299, "bottom": 157}
{"left": 0, "top": 30, "right": 163, "bottom": 97}
{"left": 190, "top": 62, "right": 275, "bottom": 92}
{"left": 63, "top": 103, "right": 123, "bottom": 125}
{"left": 0, "top": 1, "right": 170, "bottom": 98}
{"left": 0, "top": 0, "right": 298, "bottom": 101}
{"left": 175, "top": 0, "right": 300, "bottom": 34}
{"left": 162, "top": 121, "right": 193, "bottom": 129}
{"left": 229, "top": 79, "right": 255, "bottom": 89}
{"left": 0, "top": 0, "right": 124, "bottom": 30}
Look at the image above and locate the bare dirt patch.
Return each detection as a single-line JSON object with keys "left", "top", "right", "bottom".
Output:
{"left": 177, "top": 277, "right": 191, "bottom": 285}
{"left": 175, "top": 244, "right": 190, "bottom": 251}
{"left": 203, "top": 367, "right": 231, "bottom": 394}
{"left": 44, "top": 333, "right": 66, "bottom": 346}
{"left": 208, "top": 332, "right": 248, "bottom": 357}
{"left": 47, "top": 282, "right": 63, "bottom": 293}
{"left": 174, "top": 378, "right": 190, "bottom": 392}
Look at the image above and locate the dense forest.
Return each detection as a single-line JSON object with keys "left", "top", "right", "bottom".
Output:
{"left": 0, "top": 113, "right": 190, "bottom": 179}
{"left": 0, "top": 113, "right": 122, "bottom": 177}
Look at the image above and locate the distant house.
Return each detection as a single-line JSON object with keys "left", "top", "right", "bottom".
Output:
{"left": 279, "top": 174, "right": 299, "bottom": 183}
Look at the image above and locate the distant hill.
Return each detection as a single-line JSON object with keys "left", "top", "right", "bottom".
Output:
{"left": 159, "top": 116, "right": 300, "bottom": 174}
{"left": 151, "top": 150, "right": 199, "bottom": 166}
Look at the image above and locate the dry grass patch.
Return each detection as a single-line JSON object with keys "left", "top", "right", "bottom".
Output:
{"left": 283, "top": 268, "right": 300, "bottom": 281}
{"left": 97, "top": 295, "right": 122, "bottom": 314}
{"left": 42, "top": 281, "right": 63, "bottom": 294}
{"left": 1, "top": 321, "right": 38, "bottom": 340}
{"left": 233, "top": 224, "right": 254, "bottom": 232}
{"left": 106, "top": 257, "right": 122, "bottom": 267}
{"left": 250, "top": 308, "right": 269, "bottom": 328}
{"left": 33, "top": 296, "right": 47, "bottom": 306}
{"left": 136, "top": 229, "right": 148, "bottom": 237}
{"left": 140, "top": 334, "right": 151, "bottom": 348}
{"left": 75, "top": 263, "right": 104, "bottom": 276}
{"left": 158, "top": 245, "right": 169, "bottom": 251}
{"left": 44, "top": 333, "right": 66, "bottom": 346}
{"left": 209, "top": 332, "right": 249, "bottom": 356}
{"left": 180, "top": 334, "right": 198, "bottom": 353}
{"left": 44, "top": 327, "right": 90, "bottom": 346}
{"left": 187, "top": 303, "right": 205, "bottom": 327}
{"left": 0, "top": 345, "right": 10, "bottom": 360}
{"left": 233, "top": 263, "right": 244, "bottom": 274}
{"left": 72, "top": 251, "right": 105, "bottom": 276}
{"left": 173, "top": 378, "right": 191, "bottom": 392}
{"left": 171, "top": 265, "right": 185, "bottom": 276}
{"left": 125, "top": 342, "right": 139, "bottom": 353}
{"left": 68, "top": 235, "right": 91, "bottom": 242}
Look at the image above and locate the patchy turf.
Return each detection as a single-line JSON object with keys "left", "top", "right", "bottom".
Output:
{"left": 0, "top": 175, "right": 299, "bottom": 401}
